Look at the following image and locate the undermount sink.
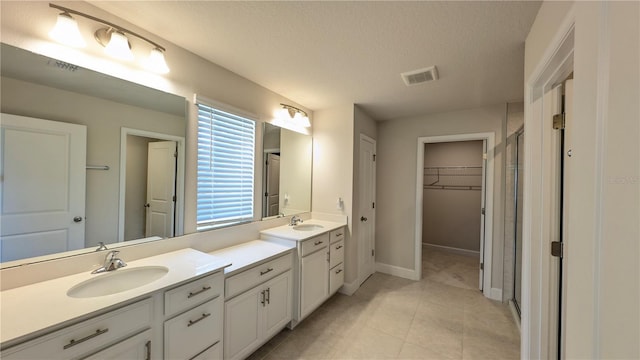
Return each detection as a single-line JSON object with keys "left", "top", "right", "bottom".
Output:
{"left": 67, "top": 266, "right": 169, "bottom": 298}
{"left": 293, "top": 224, "right": 324, "bottom": 231}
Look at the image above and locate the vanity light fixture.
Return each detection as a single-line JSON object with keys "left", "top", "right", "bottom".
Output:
{"left": 279, "top": 103, "right": 311, "bottom": 127}
{"left": 48, "top": 3, "right": 170, "bottom": 74}
{"left": 49, "top": 11, "right": 86, "bottom": 47}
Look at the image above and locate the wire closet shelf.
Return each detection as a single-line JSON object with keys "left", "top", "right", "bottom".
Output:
{"left": 423, "top": 166, "right": 482, "bottom": 191}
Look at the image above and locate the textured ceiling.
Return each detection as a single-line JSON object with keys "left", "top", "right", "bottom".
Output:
{"left": 92, "top": 1, "right": 541, "bottom": 121}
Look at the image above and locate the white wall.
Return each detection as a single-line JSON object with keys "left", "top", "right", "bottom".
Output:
{"left": 312, "top": 105, "right": 355, "bottom": 284}
{"left": 376, "top": 104, "right": 505, "bottom": 288}
{"left": 524, "top": 1, "right": 639, "bottom": 358}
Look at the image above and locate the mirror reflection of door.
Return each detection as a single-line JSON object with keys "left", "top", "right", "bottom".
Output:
{"left": 124, "top": 136, "right": 177, "bottom": 241}
{"left": 0, "top": 114, "right": 87, "bottom": 262}
{"left": 146, "top": 141, "right": 177, "bottom": 238}
{"left": 265, "top": 153, "right": 281, "bottom": 217}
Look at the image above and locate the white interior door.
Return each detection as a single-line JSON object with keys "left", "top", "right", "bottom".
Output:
{"left": 266, "top": 153, "right": 280, "bottom": 217}
{"left": 145, "top": 141, "right": 176, "bottom": 238}
{"left": 358, "top": 135, "right": 376, "bottom": 285}
{"left": 0, "top": 113, "right": 86, "bottom": 262}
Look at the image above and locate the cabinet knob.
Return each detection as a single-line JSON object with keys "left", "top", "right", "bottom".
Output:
{"left": 360, "top": 216, "right": 368, "bottom": 222}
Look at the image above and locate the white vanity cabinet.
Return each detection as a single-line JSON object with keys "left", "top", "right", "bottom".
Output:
{"left": 163, "top": 272, "right": 224, "bottom": 360}
{"left": 1, "top": 298, "right": 153, "bottom": 360}
{"left": 0, "top": 249, "right": 230, "bottom": 360}
{"left": 261, "top": 226, "right": 346, "bottom": 327}
{"left": 300, "top": 237, "right": 330, "bottom": 319}
{"left": 223, "top": 253, "right": 293, "bottom": 360}
{"left": 329, "top": 229, "right": 345, "bottom": 295}
{"left": 82, "top": 329, "right": 152, "bottom": 360}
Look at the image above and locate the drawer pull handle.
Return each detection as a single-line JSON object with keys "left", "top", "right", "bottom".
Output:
{"left": 188, "top": 285, "right": 212, "bottom": 298}
{"left": 335, "top": 245, "right": 343, "bottom": 250}
{"left": 260, "top": 268, "right": 274, "bottom": 276}
{"left": 188, "top": 313, "right": 211, "bottom": 327}
{"left": 314, "top": 240, "right": 324, "bottom": 246}
{"left": 63, "top": 328, "right": 109, "bottom": 349}
{"left": 335, "top": 233, "right": 343, "bottom": 237}
{"left": 336, "top": 269, "right": 343, "bottom": 274}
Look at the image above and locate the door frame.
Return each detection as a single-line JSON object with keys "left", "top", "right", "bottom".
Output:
{"left": 415, "top": 132, "right": 495, "bottom": 298}
{"left": 522, "top": 10, "right": 575, "bottom": 359}
{"left": 118, "top": 128, "right": 185, "bottom": 242}
{"left": 357, "top": 134, "right": 377, "bottom": 286}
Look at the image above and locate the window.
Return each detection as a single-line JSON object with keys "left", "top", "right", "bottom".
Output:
{"left": 196, "top": 101, "right": 256, "bottom": 229}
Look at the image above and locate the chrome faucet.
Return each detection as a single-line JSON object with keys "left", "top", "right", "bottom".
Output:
{"left": 289, "top": 215, "right": 303, "bottom": 226}
{"left": 91, "top": 250, "right": 127, "bottom": 274}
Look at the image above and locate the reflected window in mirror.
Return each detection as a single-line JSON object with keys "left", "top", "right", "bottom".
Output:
{"left": 196, "top": 100, "right": 256, "bottom": 230}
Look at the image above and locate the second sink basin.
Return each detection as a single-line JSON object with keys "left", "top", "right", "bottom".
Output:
{"left": 67, "top": 266, "right": 169, "bottom": 298}
{"left": 293, "top": 224, "right": 324, "bottom": 231}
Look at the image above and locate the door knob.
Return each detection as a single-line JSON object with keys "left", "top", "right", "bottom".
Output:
{"left": 73, "top": 216, "right": 83, "bottom": 223}
{"left": 360, "top": 216, "right": 368, "bottom": 222}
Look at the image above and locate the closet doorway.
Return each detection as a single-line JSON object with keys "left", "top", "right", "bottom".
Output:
{"left": 415, "top": 133, "right": 495, "bottom": 298}
{"left": 423, "top": 140, "right": 484, "bottom": 290}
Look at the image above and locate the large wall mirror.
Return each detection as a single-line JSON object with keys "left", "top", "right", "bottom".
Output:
{"left": 262, "top": 123, "right": 312, "bottom": 219}
{"left": 0, "top": 43, "right": 186, "bottom": 266}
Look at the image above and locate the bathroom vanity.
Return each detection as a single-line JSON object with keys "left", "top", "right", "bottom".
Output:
{"left": 0, "top": 249, "right": 230, "bottom": 359}
{"left": 0, "top": 218, "right": 346, "bottom": 359}
{"left": 260, "top": 220, "right": 346, "bottom": 327}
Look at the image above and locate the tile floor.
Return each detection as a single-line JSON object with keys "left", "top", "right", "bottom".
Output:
{"left": 246, "top": 247, "right": 520, "bottom": 360}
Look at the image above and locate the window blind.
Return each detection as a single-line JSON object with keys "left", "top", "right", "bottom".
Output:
{"left": 197, "top": 102, "right": 255, "bottom": 229}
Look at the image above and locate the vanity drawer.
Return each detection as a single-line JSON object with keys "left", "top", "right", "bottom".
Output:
{"left": 300, "top": 233, "right": 330, "bottom": 257}
{"left": 330, "top": 228, "right": 345, "bottom": 244}
{"left": 164, "top": 297, "right": 222, "bottom": 360}
{"left": 191, "top": 341, "right": 222, "bottom": 360}
{"left": 2, "top": 298, "right": 152, "bottom": 360}
{"left": 225, "top": 252, "right": 293, "bottom": 299}
{"left": 329, "top": 240, "right": 344, "bottom": 269}
{"left": 329, "top": 263, "right": 345, "bottom": 295}
{"left": 165, "top": 272, "right": 223, "bottom": 317}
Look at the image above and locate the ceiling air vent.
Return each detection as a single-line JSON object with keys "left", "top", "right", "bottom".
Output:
{"left": 401, "top": 66, "right": 438, "bottom": 86}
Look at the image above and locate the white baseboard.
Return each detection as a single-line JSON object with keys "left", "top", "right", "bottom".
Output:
{"left": 375, "top": 262, "right": 420, "bottom": 281}
{"left": 422, "top": 243, "right": 480, "bottom": 257}
{"left": 338, "top": 280, "right": 359, "bottom": 296}
{"left": 490, "top": 287, "right": 503, "bottom": 301}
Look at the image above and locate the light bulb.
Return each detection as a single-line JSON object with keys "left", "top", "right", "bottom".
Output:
{"left": 49, "top": 12, "right": 86, "bottom": 47}
{"left": 144, "top": 47, "right": 170, "bottom": 74}
{"left": 104, "top": 30, "right": 134, "bottom": 61}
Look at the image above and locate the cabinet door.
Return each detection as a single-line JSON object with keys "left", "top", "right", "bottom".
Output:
{"left": 263, "top": 271, "right": 292, "bottom": 339}
{"left": 81, "top": 329, "right": 151, "bottom": 360}
{"left": 300, "top": 249, "right": 329, "bottom": 319}
{"left": 224, "top": 288, "right": 262, "bottom": 360}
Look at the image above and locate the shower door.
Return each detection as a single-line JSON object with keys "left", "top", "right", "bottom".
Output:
{"left": 513, "top": 130, "right": 524, "bottom": 315}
